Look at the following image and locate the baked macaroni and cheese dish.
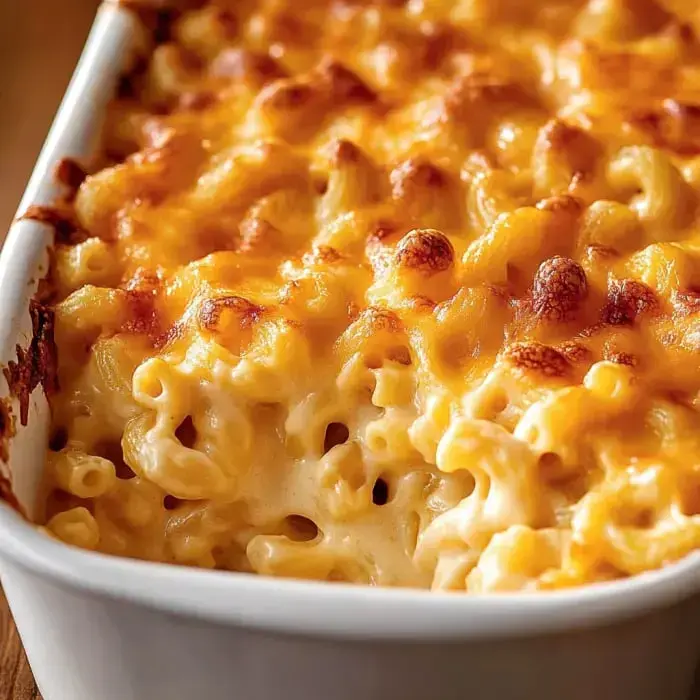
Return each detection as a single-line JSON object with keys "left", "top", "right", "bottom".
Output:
{"left": 34, "top": 0, "right": 700, "bottom": 592}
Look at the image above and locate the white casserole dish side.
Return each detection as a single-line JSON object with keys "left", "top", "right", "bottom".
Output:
{"left": 1, "top": 5, "right": 700, "bottom": 700}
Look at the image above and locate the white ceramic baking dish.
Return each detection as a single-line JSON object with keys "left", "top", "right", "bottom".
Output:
{"left": 1, "top": 4, "right": 700, "bottom": 700}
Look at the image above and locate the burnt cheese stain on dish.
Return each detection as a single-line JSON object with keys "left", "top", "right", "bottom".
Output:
{"left": 3, "top": 300, "right": 59, "bottom": 427}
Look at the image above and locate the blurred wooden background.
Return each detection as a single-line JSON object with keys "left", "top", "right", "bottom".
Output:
{"left": 0, "top": 2, "right": 99, "bottom": 698}
{"left": 0, "top": 0, "right": 99, "bottom": 231}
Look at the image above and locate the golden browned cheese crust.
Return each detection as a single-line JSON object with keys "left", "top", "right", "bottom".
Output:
{"left": 37, "top": 0, "right": 700, "bottom": 592}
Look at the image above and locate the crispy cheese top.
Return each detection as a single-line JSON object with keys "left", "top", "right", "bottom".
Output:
{"left": 38, "top": 0, "right": 700, "bottom": 591}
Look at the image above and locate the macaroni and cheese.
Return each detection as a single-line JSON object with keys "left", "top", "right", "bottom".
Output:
{"left": 37, "top": 0, "right": 700, "bottom": 592}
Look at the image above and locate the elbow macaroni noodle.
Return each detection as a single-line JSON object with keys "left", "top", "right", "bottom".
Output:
{"left": 39, "top": 0, "right": 700, "bottom": 592}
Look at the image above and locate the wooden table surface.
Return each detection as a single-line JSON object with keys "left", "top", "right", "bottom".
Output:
{"left": 0, "top": 590, "right": 41, "bottom": 700}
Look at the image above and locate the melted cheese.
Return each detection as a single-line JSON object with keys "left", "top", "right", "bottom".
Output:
{"left": 40, "top": 0, "right": 700, "bottom": 592}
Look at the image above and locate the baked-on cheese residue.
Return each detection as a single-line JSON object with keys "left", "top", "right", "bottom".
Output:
{"left": 39, "top": 0, "right": 700, "bottom": 592}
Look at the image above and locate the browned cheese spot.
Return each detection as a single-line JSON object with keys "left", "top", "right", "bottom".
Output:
{"left": 628, "top": 99, "right": 700, "bottom": 156}
{"left": 364, "top": 306, "right": 404, "bottom": 333}
{"left": 540, "top": 119, "right": 599, "bottom": 181}
{"left": 199, "top": 295, "right": 265, "bottom": 333}
{"left": 503, "top": 341, "right": 572, "bottom": 378}
{"left": 121, "top": 290, "right": 162, "bottom": 338}
{"left": 390, "top": 158, "right": 446, "bottom": 200}
{"left": 604, "top": 350, "right": 639, "bottom": 367}
{"left": 532, "top": 256, "right": 588, "bottom": 323}
{"left": 394, "top": 229, "right": 454, "bottom": 276}
{"left": 580, "top": 42, "right": 674, "bottom": 92}
{"left": 446, "top": 72, "right": 529, "bottom": 113}
{"left": 541, "top": 119, "right": 589, "bottom": 151}
{"left": 258, "top": 79, "right": 316, "bottom": 113}
{"left": 330, "top": 138, "right": 363, "bottom": 166}
{"left": 119, "top": 270, "right": 163, "bottom": 340}
{"left": 351, "top": 307, "right": 410, "bottom": 369}
{"left": 315, "top": 58, "right": 376, "bottom": 103}
{"left": 602, "top": 278, "right": 659, "bottom": 326}
{"left": 556, "top": 340, "right": 592, "bottom": 364}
